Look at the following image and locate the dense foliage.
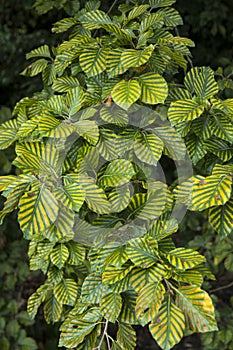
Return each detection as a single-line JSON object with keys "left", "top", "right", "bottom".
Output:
{"left": 0, "top": 1, "right": 233, "bottom": 349}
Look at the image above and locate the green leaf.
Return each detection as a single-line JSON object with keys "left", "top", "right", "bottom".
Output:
{"left": 77, "top": 174, "right": 111, "bottom": 214}
{"left": 44, "top": 291, "right": 63, "bottom": 323}
{"left": 158, "top": 7, "right": 183, "bottom": 27}
{"left": 137, "top": 72, "right": 168, "bottom": 104}
{"left": 53, "top": 76, "right": 81, "bottom": 92}
{"left": 208, "top": 198, "right": 233, "bottom": 238}
{"left": 184, "top": 67, "right": 218, "bottom": 99}
{"left": 62, "top": 183, "right": 85, "bottom": 212}
{"left": 50, "top": 244, "right": 69, "bottom": 269}
{"left": 134, "top": 132, "right": 163, "bottom": 165}
{"left": 21, "top": 59, "right": 48, "bottom": 77}
{"left": 149, "top": 297, "right": 185, "bottom": 350}
{"left": 18, "top": 185, "right": 59, "bottom": 236}
{"left": 74, "top": 120, "right": 99, "bottom": 144}
{"left": 54, "top": 278, "right": 78, "bottom": 306}
{"left": 108, "top": 185, "right": 131, "bottom": 212}
{"left": 27, "top": 284, "right": 48, "bottom": 319}
{"left": 103, "top": 264, "right": 133, "bottom": 284}
{"left": 116, "top": 323, "right": 137, "bottom": 350}
{"left": 166, "top": 248, "right": 205, "bottom": 270}
{"left": 168, "top": 99, "right": 205, "bottom": 126}
{"left": 136, "top": 282, "right": 165, "bottom": 325}
{"left": 121, "top": 45, "right": 154, "bottom": 70}
{"left": 190, "top": 174, "right": 232, "bottom": 211}
{"left": 99, "top": 159, "right": 135, "bottom": 187}
{"left": 100, "top": 292, "right": 122, "bottom": 323}
{"left": 112, "top": 80, "right": 141, "bottom": 110}
{"left": 80, "top": 10, "right": 112, "bottom": 25}
{"left": 126, "top": 237, "right": 158, "bottom": 268}
{"left": 0, "top": 119, "right": 18, "bottom": 149}
{"left": 175, "top": 285, "right": 218, "bottom": 332}
{"left": 79, "top": 48, "right": 107, "bottom": 77}
{"left": 81, "top": 272, "right": 110, "bottom": 304}
{"left": 26, "top": 45, "right": 51, "bottom": 59}
{"left": 149, "top": 0, "right": 176, "bottom": 9}
{"left": 66, "top": 86, "right": 84, "bottom": 115}
{"left": 127, "top": 5, "right": 149, "bottom": 21}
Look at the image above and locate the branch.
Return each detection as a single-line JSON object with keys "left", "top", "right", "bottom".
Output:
{"left": 95, "top": 320, "right": 110, "bottom": 350}
{"left": 209, "top": 281, "right": 233, "bottom": 294}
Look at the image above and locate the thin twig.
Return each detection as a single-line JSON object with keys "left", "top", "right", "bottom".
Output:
{"left": 107, "top": 0, "right": 118, "bottom": 15}
{"left": 96, "top": 320, "right": 109, "bottom": 350}
{"left": 209, "top": 281, "right": 233, "bottom": 294}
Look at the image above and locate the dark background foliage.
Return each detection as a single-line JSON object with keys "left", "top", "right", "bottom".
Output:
{"left": 0, "top": 1, "right": 232, "bottom": 349}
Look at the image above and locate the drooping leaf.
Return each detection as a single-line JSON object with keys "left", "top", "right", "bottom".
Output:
{"left": 175, "top": 285, "right": 218, "bottom": 332}
{"left": 149, "top": 297, "right": 185, "bottom": 350}
{"left": 136, "top": 282, "right": 165, "bottom": 325}
{"left": 126, "top": 236, "right": 158, "bottom": 268}
{"left": 100, "top": 292, "right": 122, "bottom": 323}
{"left": 134, "top": 132, "right": 163, "bottom": 165}
{"left": 18, "top": 185, "right": 59, "bottom": 236}
{"left": 208, "top": 198, "right": 233, "bottom": 238}
{"left": 50, "top": 244, "right": 69, "bottom": 269}
{"left": 54, "top": 278, "right": 78, "bottom": 306}
{"left": 116, "top": 322, "right": 137, "bottom": 350}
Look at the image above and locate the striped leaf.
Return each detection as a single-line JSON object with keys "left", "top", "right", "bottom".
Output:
{"left": 127, "top": 5, "right": 149, "bottom": 21}
{"left": 21, "top": 58, "right": 48, "bottom": 77}
{"left": 105, "top": 247, "right": 129, "bottom": 268}
{"left": 149, "top": 297, "right": 185, "bottom": 350}
{"left": 74, "top": 120, "right": 99, "bottom": 144}
{"left": 175, "top": 285, "right": 218, "bottom": 332}
{"left": 27, "top": 284, "right": 48, "bottom": 319}
{"left": 18, "top": 185, "right": 59, "bottom": 235}
{"left": 44, "top": 291, "right": 63, "bottom": 323}
{"left": 204, "top": 138, "right": 233, "bottom": 162}
{"left": 120, "top": 45, "right": 154, "bottom": 70}
{"left": 100, "top": 106, "right": 128, "bottom": 126}
{"left": 190, "top": 174, "right": 232, "bottom": 211}
{"left": 14, "top": 142, "right": 59, "bottom": 173}
{"left": 80, "top": 10, "right": 112, "bottom": 25}
{"left": 116, "top": 323, "right": 136, "bottom": 350}
{"left": 119, "top": 291, "right": 137, "bottom": 324}
{"left": 184, "top": 67, "right": 218, "bottom": 99}
{"left": 168, "top": 99, "right": 205, "bottom": 126}
{"left": 103, "top": 263, "right": 133, "bottom": 285}
{"left": 52, "top": 76, "right": 80, "bottom": 92}
{"left": 99, "top": 159, "right": 135, "bottom": 188}
{"left": 106, "top": 48, "right": 127, "bottom": 78}
{"left": 66, "top": 86, "right": 84, "bottom": 116}
{"left": 100, "top": 292, "right": 122, "bottom": 323}
{"left": 175, "top": 269, "right": 203, "bottom": 286}
{"left": 26, "top": 44, "right": 51, "bottom": 59}
{"left": 112, "top": 80, "right": 141, "bottom": 110}
{"left": 108, "top": 185, "right": 131, "bottom": 212}
{"left": 149, "top": 0, "right": 176, "bottom": 9}
{"left": 0, "top": 118, "right": 18, "bottom": 149}
{"left": 134, "top": 132, "right": 163, "bottom": 165}
{"left": 127, "top": 184, "right": 167, "bottom": 221}
{"left": 79, "top": 48, "right": 107, "bottom": 77}
{"left": 59, "top": 317, "right": 98, "bottom": 349}
{"left": 136, "top": 282, "right": 165, "bottom": 325}
{"left": 166, "top": 248, "right": 205, "bottom": 270}
{"left": 47, "top": 266, "right": 63, "bottom": 285}
{"left": 50, "top": 244, "right": 69, "bottom": 269}
{"left": 126, "top": 237, "right": 158, "bottom": 268}
{"left": 63, "top": 183, "right": 85, "bottom": 212}
{"left": 158, "top": 7, "right": 183, "bottom": 27}
{"left": 137, "top": 72, "right": 168, "bottom": 104}
{"left": 209, "top": 115, "right": 233, "bottom": 143}
{"left": 185, "top": 133, "right": 207, "bottom": 165}
{"left": 208, "top": 198, "right": 233, "bottom": 238}
{"left": 75, "top": 175, "right": 111, "bottom": 214}
{"left": 81, "top": 272, "right": 110, "bottom": 304}
{"left": 153, "top": 125, "right": 186, "bottom": 160}
{"left": 67, "top": 242, "right": 86, "bottom": 265}
{"left": 54, "top": 278, "right": 78, "bottom": 306}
